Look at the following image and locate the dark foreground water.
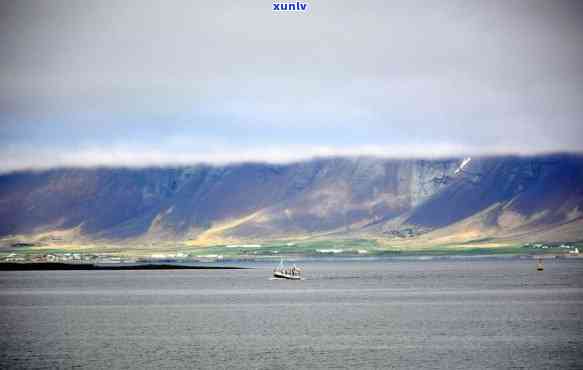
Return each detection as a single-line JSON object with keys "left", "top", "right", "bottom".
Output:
{"left": 1, "top": 259, "right": 582, "bottom": 369}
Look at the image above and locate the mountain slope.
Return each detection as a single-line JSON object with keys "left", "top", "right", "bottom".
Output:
{"left": 1, "top": 155, "right": 582, "bottom": 245}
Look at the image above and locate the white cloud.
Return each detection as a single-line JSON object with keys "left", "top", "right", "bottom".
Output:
{"left": 2, "top": 142, "right": 580, "bottom": 174}
{"left": 1, "top": 0, "right": 582, "bottom": 172}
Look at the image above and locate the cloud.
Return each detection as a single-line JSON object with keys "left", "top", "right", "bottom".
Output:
{"left": 2, "top": 141, "right": 580, "bottom": 174}
{"left": 1, "top": 0, "right": 582, "bottom": 172}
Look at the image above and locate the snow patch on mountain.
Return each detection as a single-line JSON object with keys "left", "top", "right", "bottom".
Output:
{"left": 455, "top": 157, "right": 472, "bottom": 174}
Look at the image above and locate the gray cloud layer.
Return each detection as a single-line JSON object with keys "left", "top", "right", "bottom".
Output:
{"left": 1, "top": 0, "right": 582, "bottom": 172}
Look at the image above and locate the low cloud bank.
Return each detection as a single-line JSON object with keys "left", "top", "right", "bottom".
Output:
{"left": 2, "top": 144, "right": 581, "bottom": 174}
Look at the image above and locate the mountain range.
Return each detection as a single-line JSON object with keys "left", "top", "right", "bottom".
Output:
{"left": 1, "top": 154, "right": 582, "bottom": 248}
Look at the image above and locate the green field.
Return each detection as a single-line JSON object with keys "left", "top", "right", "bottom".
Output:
{"left": 151, "top": 239, "right": 581, "bottom": 259}
{"left": 2, "top": 238, "right": 581, "bottom": 260}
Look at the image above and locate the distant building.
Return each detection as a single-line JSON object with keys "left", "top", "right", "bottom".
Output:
{"left": 4, "top": 253, "right": 25, "bottom": 262}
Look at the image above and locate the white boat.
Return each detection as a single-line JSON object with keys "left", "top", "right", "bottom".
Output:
{"left": 273, "top": 258, "right": 302, "bottom": 280}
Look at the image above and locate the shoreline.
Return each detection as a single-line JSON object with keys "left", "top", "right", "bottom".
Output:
{"left": 0, "top": 262, "right": 248, "bottom": 271}
{"left": 2, "top": 254, "right": 582, "bottom": 270}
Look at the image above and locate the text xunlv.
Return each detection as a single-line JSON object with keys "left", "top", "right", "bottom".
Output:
{"left": 273, "top": 2, "right": 309, "bottom": 12}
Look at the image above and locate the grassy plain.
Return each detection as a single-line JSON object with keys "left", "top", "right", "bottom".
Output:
{"left": 2, "top": 238, "right": 581, "bottom": 260}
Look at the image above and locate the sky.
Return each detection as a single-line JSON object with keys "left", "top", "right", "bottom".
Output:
{"left": 1, "top": 0, "right": 582, "bottom": 172}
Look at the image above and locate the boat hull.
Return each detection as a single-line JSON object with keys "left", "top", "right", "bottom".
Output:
{"left": 273, "top": 271, "right": 302, "bottom": 280}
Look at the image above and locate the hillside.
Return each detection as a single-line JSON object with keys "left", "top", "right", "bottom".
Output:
{"left": 1, "top": 154, "right": 582, "bottom": 248}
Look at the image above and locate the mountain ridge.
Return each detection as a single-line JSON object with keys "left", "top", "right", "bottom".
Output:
{"left": 1, "top": 154, "right": 582, "bottom": 247}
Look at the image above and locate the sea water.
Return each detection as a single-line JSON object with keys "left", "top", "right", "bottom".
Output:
{"left": 1, "top": 258, "right": 582, "bottom": 369}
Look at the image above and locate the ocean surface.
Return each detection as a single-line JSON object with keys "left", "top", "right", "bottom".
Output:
{"left": 1, "top": 258, "right": 582, "bottom": 369}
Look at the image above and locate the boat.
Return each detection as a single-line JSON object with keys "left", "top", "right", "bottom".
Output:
{"left": 537, "top": 257, "right": 544, "bottom": 271}
{"left": 273, "top": 258, "right": 302, "bottom": 280}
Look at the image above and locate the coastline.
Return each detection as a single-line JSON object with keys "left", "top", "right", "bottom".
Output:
{"left": 2, "top": 254, "right": 581, "bottom": 271}
{"left": 0, "top": 262, "right": 248, "bottom": 271}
